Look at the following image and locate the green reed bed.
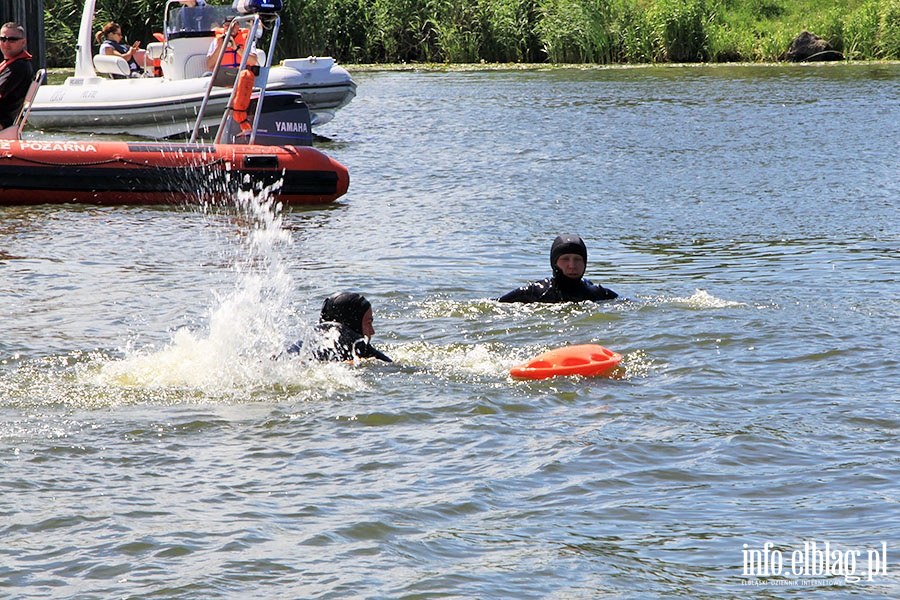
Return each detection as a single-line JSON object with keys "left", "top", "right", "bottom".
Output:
{"left": 43, "top": 0, "right": 900, "bottom": 66}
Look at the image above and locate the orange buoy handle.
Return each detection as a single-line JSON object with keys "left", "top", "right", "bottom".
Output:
{"left": 229, "top": 68, "right": 255, "bottom": 132}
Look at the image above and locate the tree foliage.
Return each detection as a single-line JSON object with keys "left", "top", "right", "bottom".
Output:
{"left": 42, "top": 0, "right": 900, "bottom": 67}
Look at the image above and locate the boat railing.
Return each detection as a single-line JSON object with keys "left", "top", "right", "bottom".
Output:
{"left": 189, "top": 11, "right": 279, "bottom": 146}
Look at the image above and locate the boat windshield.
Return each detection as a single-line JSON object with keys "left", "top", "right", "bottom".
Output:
{"left": 166, "top": 4, "right": 236, "bottom": 36}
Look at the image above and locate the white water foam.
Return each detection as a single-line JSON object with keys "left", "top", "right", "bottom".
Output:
{"left": 91, "top": 184, "right": 365, "bottom": 398}
{"left": 670, "top": 289, "right": 747, "bottom": 309}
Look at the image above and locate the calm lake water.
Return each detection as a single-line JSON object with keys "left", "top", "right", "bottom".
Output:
{"left": 2, "top": 63, "right": 900, "bottom": 598}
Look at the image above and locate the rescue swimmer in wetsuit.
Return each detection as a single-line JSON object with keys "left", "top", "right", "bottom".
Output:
{"left": 497, "top": 234, "right": 618, "bottom": 303}
{"left": 287, "top": 292, "right": 392, "bottom": 362}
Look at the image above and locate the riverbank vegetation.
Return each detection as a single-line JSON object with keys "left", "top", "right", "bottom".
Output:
{"left": 43, "top": 0, "right": 900, "bottom": 67}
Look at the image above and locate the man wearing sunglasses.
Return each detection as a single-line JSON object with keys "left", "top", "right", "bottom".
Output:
{"left": 0, "top": 22, "right": 33, "bottom": 129}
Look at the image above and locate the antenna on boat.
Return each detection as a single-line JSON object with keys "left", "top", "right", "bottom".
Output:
{"left": 74, "top": 0, "right": 98, "bottom": 78}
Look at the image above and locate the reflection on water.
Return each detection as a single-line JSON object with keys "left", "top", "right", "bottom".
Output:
{"left": 2, "top": 64, "right": 900, "bottom": 598}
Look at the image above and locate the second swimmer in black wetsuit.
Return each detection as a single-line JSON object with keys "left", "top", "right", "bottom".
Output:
{"left": 287, "top": 292, "right": 392, "bottom": 362}
{"left": 497, "top": 234, "right": 618, "bottom": 304}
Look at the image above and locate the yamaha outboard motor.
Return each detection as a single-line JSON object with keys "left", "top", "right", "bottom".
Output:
{"left": 228, "top": 0, "right": 310, "bottom": 146}
{"left": 248, "top": 92, "right": 313, "bottom": 146}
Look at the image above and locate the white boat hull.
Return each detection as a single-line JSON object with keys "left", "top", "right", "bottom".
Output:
{"left": 29, "top": 58, "right": 356, "bottom": 138}
{"left": 29, "top": 0, "right": 355, "bottom": 138}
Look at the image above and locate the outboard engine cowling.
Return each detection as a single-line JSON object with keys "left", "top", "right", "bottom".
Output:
{"left": 250, "top": 92, "right": 313, "bottom": 147}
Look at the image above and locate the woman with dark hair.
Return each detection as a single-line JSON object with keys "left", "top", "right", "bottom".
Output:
{"left": 96, "top": 22, "right": 143, "bottom": 77}
{"left": 287, "top": 292, "right": 392, "bottom": 362}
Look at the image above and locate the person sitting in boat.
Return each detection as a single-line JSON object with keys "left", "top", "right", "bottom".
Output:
{"left": 286, "top": 292, "right": 392, "bottom": 363}
{"left": 206, "top": 17, "right": 259, "bottom": 72}
{"left": 170, "top": 0, "right": 212, "bottom": 33}
{"left": 497, "top": 234, "right": 618, "bottom": 303}
{"left": 0, "top": 22, "right": 33, "bottom": 130}
{"left": 96, "top": 22, "right": 146, "bottom": 78}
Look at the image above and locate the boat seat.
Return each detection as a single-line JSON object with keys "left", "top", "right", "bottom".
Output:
{"left": 93, "top": 54, "right": 131, "bottom": 78}
{"left": 183, "top": 54, "right": 209, "bottom": 79}
{"left": 145, "top": 42, "right": 165, "bottom": 61}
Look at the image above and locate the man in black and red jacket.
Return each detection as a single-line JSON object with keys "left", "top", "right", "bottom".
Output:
{"left": 0, "top": 22, "right": 34, "bottom": 129}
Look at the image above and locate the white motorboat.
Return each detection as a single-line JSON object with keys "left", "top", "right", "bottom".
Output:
{"left": 28, "top": 0, "right": 356, "bottom": 138}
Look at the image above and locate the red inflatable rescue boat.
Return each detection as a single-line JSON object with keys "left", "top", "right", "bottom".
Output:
{"left": 0, "top": 138, "right": 348, "bottom": 206}
{"left": 510, "top": 344, "right": 622, "bottom": 380}
{"left": 0, "top": 10, "right": 349, "bottom": 207}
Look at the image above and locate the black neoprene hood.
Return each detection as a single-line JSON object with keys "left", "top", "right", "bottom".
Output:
{"left": 550, "top": 234, "right": 588, "bottom": 279}
{"left": 320, "top": 292, "right": 372, "bottom": 334}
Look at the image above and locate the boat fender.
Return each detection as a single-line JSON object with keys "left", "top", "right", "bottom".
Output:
{"left": 230, "top": 69, "right": 255, "bottom": 132}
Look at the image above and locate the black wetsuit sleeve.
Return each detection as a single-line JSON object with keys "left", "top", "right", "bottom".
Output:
{"left": 497, "top": 279, "right": 556, "bottom": 303}
{"left": 497, "top": 287, "right": 530, "bottom": 303}
{"left": 355, "top": 340, "right": 393, "bottom": 362}
{"left": 586, "top": 281, "right": 618, "bottom": 301}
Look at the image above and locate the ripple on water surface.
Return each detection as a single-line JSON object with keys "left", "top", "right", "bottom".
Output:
{"left": 4, "top": 64, "right": 900, "bottom": 599}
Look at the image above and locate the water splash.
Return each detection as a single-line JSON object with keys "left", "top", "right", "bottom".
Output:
{"left": 391, "top": 341, "right": 523, "bottom": 380}
{"left": 89, "top": 183, "right": 363, "bottom": 399}
{"left": 670, "top": 289, "right": 747, "bottom": 309}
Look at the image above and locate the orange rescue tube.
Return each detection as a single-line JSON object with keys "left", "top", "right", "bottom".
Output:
{"left": 230, "top": 69, "right": 255, "bottom": 132}
{"left": 510, "top": 344, "right": 622, "bottom": 380}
